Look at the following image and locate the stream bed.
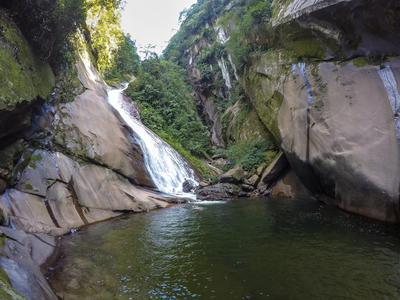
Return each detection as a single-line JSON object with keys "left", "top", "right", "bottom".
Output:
{"left": 50, "top": 198, "right": 400, "bottom": 299}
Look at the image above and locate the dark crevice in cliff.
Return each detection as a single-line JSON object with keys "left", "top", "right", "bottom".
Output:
{"left": 0, "top": 98, "right": 44, "bottom": 148}
{"left": 67, "top": 179, "right": 89, "bottom": 225}
{"left": 14, "top": 189, "right": 45, "bottom": 199}
{"left": 43, "top": 201, "right": 61, "bottom": 228}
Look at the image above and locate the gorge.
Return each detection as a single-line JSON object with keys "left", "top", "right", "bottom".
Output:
{"left": 0, "top": 0, "right": 398, "bottom": 299}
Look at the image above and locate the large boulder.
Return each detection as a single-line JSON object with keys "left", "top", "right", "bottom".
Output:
{"left": 271, "top": 170, "right": 313, "bottom": 199}
{"left": 219, "top": 165, "right": 245, "bottom": 184}
{"left": 196, "top": 183, "right": 241, "bottom": 201}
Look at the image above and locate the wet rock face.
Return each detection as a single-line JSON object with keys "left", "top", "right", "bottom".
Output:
{"left": 53, "top": 52, "right": 154, "bottom": 188}
{"left": 279, "top": 60, "right": 400, "bottom": 222}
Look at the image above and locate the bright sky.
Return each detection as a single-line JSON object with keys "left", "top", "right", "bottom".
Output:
{"left": 121, "top": 0, "right": 197, "bottom": 58}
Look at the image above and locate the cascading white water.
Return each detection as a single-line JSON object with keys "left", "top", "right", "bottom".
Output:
{"left": 378, "top": 65, "right": 400, "bottom": 143}
{"left": 108, "top": 85, "right": 198, "bottom": 198}
{"left": 217, "top": 57, "right": 232, "bottom": 90}
{"left": 292, "top": 62, "right": 313, "bottom": 105}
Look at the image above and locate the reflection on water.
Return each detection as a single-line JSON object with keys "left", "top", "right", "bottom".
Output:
{"left": 50, "top": 198, "right": 400, "bottom": 299}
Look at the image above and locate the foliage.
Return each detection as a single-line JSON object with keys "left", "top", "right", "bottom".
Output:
{"left": 164, "top": 0, "right": 273, "bottom": 72}
{"left": 104, "top": 34, "right": 141, "bottom": 82}
{"left": 164, "top": 0, "right": 232, "bottom": 64}
{"left": 216, "top": 138, "right": 277, "bottom": 171}
{"left": 1, "top": 0, "right": 86, "bottom": 65}
{"left": 1, "top": 0, "right": 138, "bottom": 81}
{"left": 224, "top": 0, "right": 273, "bottom": 71}
{"left": 126, "top": 57, "right": 211, "bottom": 157}
{"left": 84, "top": 0, "right": 123, "bottom": 76}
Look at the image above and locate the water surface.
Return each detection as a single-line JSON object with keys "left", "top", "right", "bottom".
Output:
{"left": 51, "top": 198, "right": 400, "bottom": 299}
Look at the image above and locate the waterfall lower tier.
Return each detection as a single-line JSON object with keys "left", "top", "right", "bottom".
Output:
{"left": 108, "top": 85, "right": 198, "bottom": 198}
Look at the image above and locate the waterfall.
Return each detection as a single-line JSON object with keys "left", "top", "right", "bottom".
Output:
{"left": 108, "top": 85, "right": 198, "bottom": 198}
{"left": 217, "top": 57, "right": 232, "bottom": 90}
{"left": 227, "top": 54, "right": 239, "bottom": 81}
{"left": 292, "top": 62, "right": 313, "bottom": 105}
{"left": 378, "top": 65, "right": 400, "bottom": 143}
{"left": 292, "top": 62, "right": 313, "bottom": 161}
{"left": 214, "top": 26, "right": 229, "bottom": 44}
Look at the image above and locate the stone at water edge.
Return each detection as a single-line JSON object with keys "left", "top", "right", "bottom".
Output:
{"left": 196, "top": 183, "right": 241, "bottom": 201}
{"left": 241, "top": 184, "right": 255, "bottom": 192}
{"left": 257, "top": 152, "right": 289, "bottom": 189}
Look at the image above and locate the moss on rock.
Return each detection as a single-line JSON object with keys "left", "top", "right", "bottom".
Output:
{"left": 0, "top": 9, "right": 54, "bottom": 111}
{"left": 222, "top": 99, "right": 271, "bottom": 145}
